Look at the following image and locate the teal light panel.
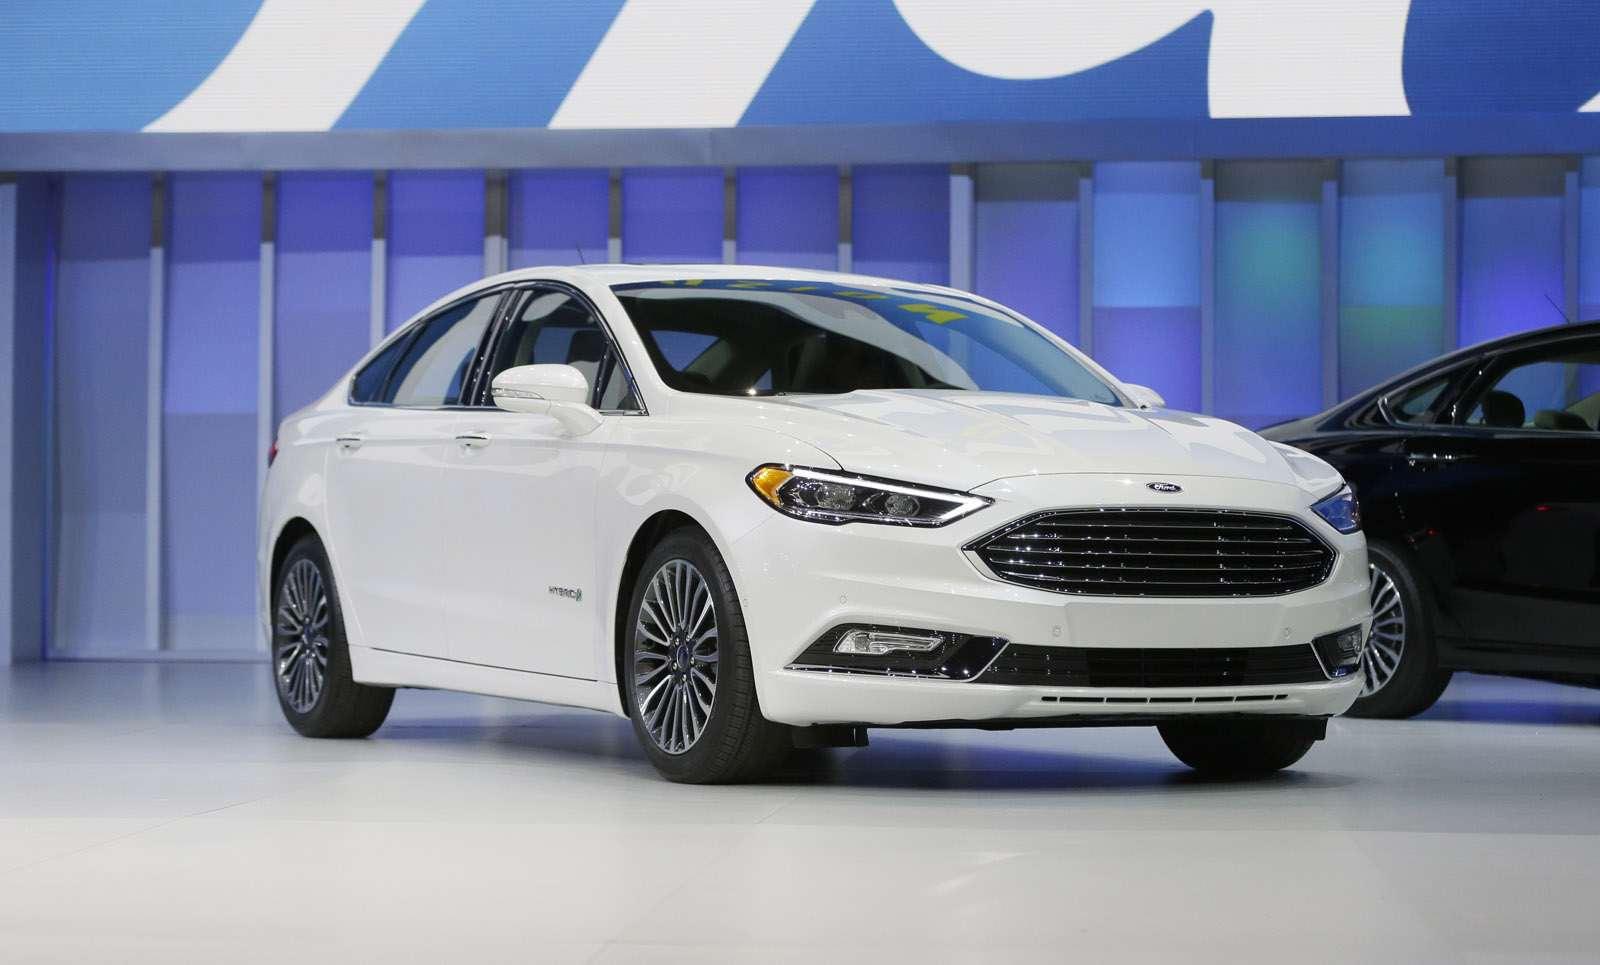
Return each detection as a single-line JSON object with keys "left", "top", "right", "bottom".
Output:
{"left": 1338, "top": 159, "right": 1445, "bottom": 398}
{"left": 1214, "top": 161, "right": 1322, "bottom": 429}
{"left": 1091, "top": 161, "right": 1202, "bottom": 412}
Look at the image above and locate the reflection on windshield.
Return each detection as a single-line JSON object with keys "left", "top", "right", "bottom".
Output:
{"left": 611, "top": 279, "right": 1121, "bottom": 405}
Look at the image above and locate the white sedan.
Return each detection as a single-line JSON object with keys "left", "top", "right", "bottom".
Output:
{"left": 259, "top": 265, "right": 1370, "bottom": 783}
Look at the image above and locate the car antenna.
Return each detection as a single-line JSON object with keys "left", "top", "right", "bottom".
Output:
{"left": 1544, "top": 292, "right": 1571, "bottom": 324}
{"left": 574, "top": 242, "right": 587, "bottom": 265}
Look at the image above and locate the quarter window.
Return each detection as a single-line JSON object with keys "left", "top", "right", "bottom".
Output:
{"left": 382, "top": 295, "right": 501, "bottom": 407}
{"left": 1382, "top": 374, "right": 1451, "bottom": 425}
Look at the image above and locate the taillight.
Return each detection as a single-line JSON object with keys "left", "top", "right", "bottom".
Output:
{"left": 267, "top": 439, "right": 278, "bottom": 466}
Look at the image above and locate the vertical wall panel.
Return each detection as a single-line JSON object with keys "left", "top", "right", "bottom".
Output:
{"left": 2, "top": 177, "right": 51, "bottom": 663}
{"left": 737, "top": 167, "right": 838, "bottom": 270}
{"left": 386, "top": 170, "right": 485, "bottom": 331}
{"left": 163, "top": 173, "right": 260, "bottom": 652}
{"left": 1577, "top": 157, "right": 1600, "bottom": 320}
{"left": 1459, "top": 157, "right": 1565, "bottom": 348}
{"left": 1092, "top": 162, "right": 1202, "bottom": 411}
{"left": 852, "top": 165, "right": 949, "bottom": 284}
{"left": 52, "top": 175, "right": 151, "bottom": 654}
{"left": 621, "top": 167, "right": 722, "bottom": 264}
{"left": 274, "top": 172, "right": 372, "bottom": 424}
{"left": 974, "top": 163, "right": 1079, "bottom": 344}
{"left": 1214, "top": 161, "right": 1323, "bottom": 428}
{"left": 1338, "top": 160, "right": 1446, "bottom": 398}
{"left": 509, "top": 169, "right": 610, "bottom": 269}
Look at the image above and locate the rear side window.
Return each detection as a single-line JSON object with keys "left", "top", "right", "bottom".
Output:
{"left": 1383, "top": 374, "right": 1451, "bottom": 424}
{"left": 383, "top": 295, "right": 502, "bottom": 406}
{"left": 350, "top": 334, "right": 411, "bottom": 404}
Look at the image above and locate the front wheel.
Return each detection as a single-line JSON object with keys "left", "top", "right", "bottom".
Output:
{"left": 1159, "top": 718, "right": 1324, "bottom": 775}
{"left": 1346, "top": 541, "right": 1452, "bottom": 719}
{"left": 623, "top": 529, "right": 791, "bottom": 783}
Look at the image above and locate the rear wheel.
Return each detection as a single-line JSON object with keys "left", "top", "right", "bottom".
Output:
{"left": 623, "top": 529, "right": 791, "bottom": 783}
{"left": 1159, "top": 718, "right": 1323, "bottom": 775}
{"left": 1346, "top": 541, "right": 1452, "bottom": 719}
{"left": 272, "top": 535, "right": 394, "bottom": 738}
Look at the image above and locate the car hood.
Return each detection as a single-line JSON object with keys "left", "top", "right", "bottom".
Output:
{"left": 674, "top": 390, "right": 1337, "bottom": 493}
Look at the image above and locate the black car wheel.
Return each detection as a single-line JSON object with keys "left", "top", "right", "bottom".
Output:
{"left": 1158, "top": 717, "right": 1323, "bottom": 775}
{"left": 1346, "top": 541, "right": 1453, "bottom": 719}
{"left": 272, "top": 535, "right": 394, "bottom": 738}
{"left": 623, "top": 528, "right": 791, "bottom": 783}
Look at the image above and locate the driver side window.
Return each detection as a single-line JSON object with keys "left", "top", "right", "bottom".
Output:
{"left": 1459, "top": 340, "right": 1600, "bottom": 431}
{"left": 481, "top": 288, "right": 640, "bottom": 412}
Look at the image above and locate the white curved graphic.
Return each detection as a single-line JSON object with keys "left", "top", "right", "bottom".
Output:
{"left": 893, "top": 0, "right": 1204, "bottom": 80}
{"left": 1581, "top": 90, "right": 1600, "bottom": 112}
{"left": 893, "top": 0, "right": 1411, "bottom": 118}
{"left": 144, "top": 0, "right": 427, "bottom": 133}
{"left": 550, "top": 0, "right": 817, "bottom": 129}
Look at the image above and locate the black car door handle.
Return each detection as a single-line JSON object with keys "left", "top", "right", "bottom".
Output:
{"left": 1406, "top": 452, "right": 1463, "bottom": 464}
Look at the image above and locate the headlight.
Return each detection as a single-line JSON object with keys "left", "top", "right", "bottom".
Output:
{"left": 1310, "top": 484, "right": 1361, "bottom": 534}
{"left": 746, "top": 465, "right": 991, "bottom": 527}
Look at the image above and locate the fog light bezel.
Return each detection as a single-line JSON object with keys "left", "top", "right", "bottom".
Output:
{"left": 788, "top": 623, "right": 1008, "bottom": 680}
{"left": 1309, "top": 625, "right": 1365, "bottom": 679}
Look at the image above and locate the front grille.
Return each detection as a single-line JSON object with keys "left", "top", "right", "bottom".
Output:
{"left": 978, "top": 644, "right": 1328, "bottom": 688}
{"left": 966, "top": 508, "right": 1334, "bottom": 597}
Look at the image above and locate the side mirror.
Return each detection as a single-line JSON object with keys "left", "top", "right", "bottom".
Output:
{"left": 491, "top": 364, "right": 601, "bottom": 435}
{"left": 1123, "top": 383, "right": 1166, "bottom": 410}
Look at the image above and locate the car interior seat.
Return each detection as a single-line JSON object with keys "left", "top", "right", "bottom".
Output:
{"left": 1480, "top": 390, "right": 1526, "bottom": 428}
{"left": 1533, "top": 408, "right": 1590, "bottom": 431}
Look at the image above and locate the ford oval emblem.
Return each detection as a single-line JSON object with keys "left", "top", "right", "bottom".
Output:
{"left": 1147, "top": 482, "right": 1183, "bottom": 494}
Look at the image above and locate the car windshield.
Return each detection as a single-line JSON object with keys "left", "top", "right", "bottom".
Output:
{"left": 610, "top": 279, "right": 1123, "bottom": 404}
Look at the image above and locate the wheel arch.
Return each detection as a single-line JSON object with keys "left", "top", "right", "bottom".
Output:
{"left": 270, "top": 517, "right": 320, "bottom": 591}
{"left": 612, "top": 509, "right": 710, "bottom": 712}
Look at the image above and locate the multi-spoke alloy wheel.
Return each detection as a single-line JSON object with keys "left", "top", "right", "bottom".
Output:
{"left": 633, "top": 559, "right": 719, "bottom": 755}
{"left": 1345, "top": 541, "right": 1451, "bottom": 720}
{"left": 622, "top": 529, "right": 791, "bottom": 783}
{"left": 275, "top": 558, "right": 330, "bottom": 713}
{"left": 269, "top": 535, "right": 393, "bottom": 738}
{"left": 1362, "top": 562, "right": 1405, "bottom": 696}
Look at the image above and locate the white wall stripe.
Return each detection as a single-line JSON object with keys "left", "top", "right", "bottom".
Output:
{"left": 145, "top": 0, "right": 427, "bottom": 133}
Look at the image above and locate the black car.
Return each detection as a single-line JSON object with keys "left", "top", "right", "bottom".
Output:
{"left": 1261, "top": 320, "right": 1600, "bottom": 718}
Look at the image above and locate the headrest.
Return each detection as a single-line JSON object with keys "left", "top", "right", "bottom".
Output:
{"left": 1534, "top": 408, "right": 1589, "bottom": 431}
{"left": 1481, "top": 390, "right": 1525, "bottom": 428}
{"left": 566, "top": 329, "right": 607, "bottom": 365}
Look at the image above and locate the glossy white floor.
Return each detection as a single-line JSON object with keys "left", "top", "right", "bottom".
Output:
{"left": 2, "top": 663, "right": 1598, "bottom": 964}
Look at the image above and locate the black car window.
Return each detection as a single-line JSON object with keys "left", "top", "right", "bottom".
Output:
{"left": 351, "top": 332, "right": 412, "bottom": 404}
{"left": 482, "top": 288, "right": 640, "bottom": 412}
{"left": 1458, "top": 341, "right": 1600, "bottom": 431}
{"left": 1383, "top": 374, "right": 1452, "bottom": 425}
{"left": 384, "top": 294, "right": 501, "bottom": 407}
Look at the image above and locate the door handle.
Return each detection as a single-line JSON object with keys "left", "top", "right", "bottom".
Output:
{"left": 455, "top": 432, "right": 491, "bottom": 449}
{"left": 1406, "top": 452, "right": 1462, "bottom": 464}
{"left": 335, "top": 435, "right": 364, "bottom": 451}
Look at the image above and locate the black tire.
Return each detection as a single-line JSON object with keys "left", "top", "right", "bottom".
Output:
{"left": 623, "top": 528, "right": 791, "bottom": 783}
{"left": 271, "top": 535, "right": 394, "bottom": 738}
{"left": 1159, "top": 717, "right": 1323, "bottom": 775}
{"left": 1346, "top": 541, "right": 1453, "bottom": 719}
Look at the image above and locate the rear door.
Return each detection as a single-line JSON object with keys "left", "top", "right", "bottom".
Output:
{"left": 321, "top": 291, "right": 504, "bottom": 660}
{"left": 1396, "top": 332, "right": 1600, "bottom": 667}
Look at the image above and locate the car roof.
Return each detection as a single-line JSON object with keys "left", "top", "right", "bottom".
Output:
{"left": 478, "top": 263, "right": 972, "bottom": 294}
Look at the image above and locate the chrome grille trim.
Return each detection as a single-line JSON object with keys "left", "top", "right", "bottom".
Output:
{"left": 964, "top": 508, "right": 1336, "bottom": 597}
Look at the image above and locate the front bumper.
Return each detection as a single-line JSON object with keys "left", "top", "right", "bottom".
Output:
{"left": 726, "top": 472, "right": 1370, "bottom": 727}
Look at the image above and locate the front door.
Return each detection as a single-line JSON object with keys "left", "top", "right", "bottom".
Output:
{"left": 436, "top": 287, "right": 638, "bottom": 678}
{"left": 1399, "top": 333, "right": 1600, "bottom": 667}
